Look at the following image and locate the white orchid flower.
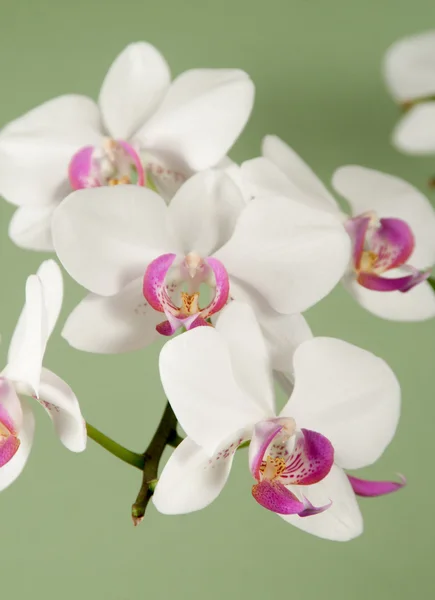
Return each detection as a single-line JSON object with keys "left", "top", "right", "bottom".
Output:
{"left": 0, "top": 42, "right": 255, "bottom": 251}
{"left": 384, "top": 31, "right": 435, "bottom": 154}
{"left": 153, "top": 302, "right": 402, "bottom": 542}
{"left": 51, "top": 170, "right": 349, "bottom": 372}
{"left": 0, "top": 260, "right": 87, "bottom": 491}
{"left": 239, "top": 135, "right": 435, "bottom": 321}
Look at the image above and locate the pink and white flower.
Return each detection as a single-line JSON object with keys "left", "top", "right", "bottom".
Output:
{"left": 384, "top": 31, "right": 435, "bottom": 154}
{"left": 0, "top": 260, "right": 87, "bottom": 491}
{"left": 52, "top": 169, "right": 349, "bottom": 362}
{"left": 153, "top": 302, "right": 402, "bottom": 541}
{"left": 241, "top": 135, "right": 435, "bottom": 321}
{"left": 0, "top": 42, "right": 255, "bottom": 250}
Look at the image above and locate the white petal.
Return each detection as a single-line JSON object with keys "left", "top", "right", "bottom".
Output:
{"left": 38, "top": 368, "right": 86, "bottom": 452}
{"left": 5, "top": 275, "right": 46, "bottom": 396}
{"left": 0, "top": 399, "right": 35, "bottom": 492}
{"left": 281, "top": 465, "right": 363, "bottom": 541}
{"left": 344, "top": 275, "right": 435, "bottom": 322}
{"left": 0, "top": 95, "right": 102, "bottom": 207}
{"left": 99, "top": 43, "right": 171, "bottom": 140}
{"left": 392, "top": 102, "right": 435, "bottom": 154}
{"left": 9, "top": 205, "right": 55, "bottom": 251}
{"left": 37, "top": 260, "right": 63, "bottom": 340}
{"left": 215, "top": 196, "right": 351, "bottom": 314}
{"left": 215, "top": 302, "right": 275, "bottom": 415}
{"left": 153, "top": 437, "right": 236, "bottom": 514}
{"left": 282, "top": 338, "right": 401, "bottom": 469}
{"left": 332, "top": 165, "right": 435, "bottom": 269}
{"left": 167, "top": 170, "right": 245, "bottom": 257}
{"left": 262, "top": 136, "right": 340, "bottom": 213}
{"left": 52, "top": 185, "right": 173, "bottom": 296}
{"left": 159, "top": 327, "right": 267, "bottom": 455}
{"left": 384, "top": 31, "right": 435, "bottom": 102}
{"left": 62, "top": 278, "right": 161, "bottom": 353}
{"left": 138, "top": 69, "right": 254, "bottom": 171}
{"left": 227, "top": 279, "right": 313, "bottom": 374}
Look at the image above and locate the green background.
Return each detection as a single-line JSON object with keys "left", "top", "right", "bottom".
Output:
{"left": 0, "top": 1, "right": 433, "bottom": 598}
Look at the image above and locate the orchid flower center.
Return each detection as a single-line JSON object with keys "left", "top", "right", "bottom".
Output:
{"left": 346, "top": 212, "right": 430, "bottom": 293}
{"left": 250, "top": 418, "right": 334, "bottom": 517}
{"left": 68, "top": 138, "right": 146, "bottom": 190}
{"left": 143, "top": 252, "right": 230, "bottom": 336}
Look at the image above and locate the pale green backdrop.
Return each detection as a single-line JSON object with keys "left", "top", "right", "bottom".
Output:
{"left": 0, "top": 1, "right": 433, "bottom": 598}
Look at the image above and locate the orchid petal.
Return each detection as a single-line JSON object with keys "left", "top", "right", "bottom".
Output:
{"left": 333, "top": 165, "right": 435, "bottom": 269}
{"left": 153, "top": 435, "right": 240, "bottom": 514}
{"left": 99, "top": 42, "right": 171, "bottom": 140}
{"left": 159, "top": 326, "right": 268, "bottom": 455}
{"left": 8, "top": 204, "right": 56, "bottom": 251}
{"left": 384, "top": 31, "right": 435, "bottom": 102}
{"left": 215, "top": 302, "right": 275, "bottom": 415}
{"left": 167, "top": 169, "right": 245, "bottom": 257}
{"left": 282, "top": 337, "right": 400, "bottom": 470}
{"left": 227, "top": 279, "right": 313, "bottom": 376}
{"left": 36, "top": 260, "right": 63, "bottom": 340}
{"left": 281, "top": 465, "right": 363, "bottom": 541}
{"left": 0, "top": 95, "right": 102, "bottom": 207}
{"left": 348, "top": 474, "right": 406, "bottom": 497}
{"left": 344, "top": 273, "right": 435, "bottom": 321}
{"left": 262, "top": 136, "right": 340, "bottom": 213}
{"left": 215, "top": 196, "right": 350, "bottom": 314}
{"left": 5, "top": 275, "right": 46, "bottom": 396}
{"left": 137, "top": 69, "right": 254, "bottom": 171}
{"left": 52, "top": 185, "right": 173, "bottom": 296}
{"left": 393, "top": 102, "right": 435, "bottom": 154}
{"left": 0, "top": 399, "right": 35, "bottom": 492}
{"left": 62, "top": 278, "right": 162, "bottom": 353}
{"left": 38, "top": 368, "right": 86, "bottom": 452}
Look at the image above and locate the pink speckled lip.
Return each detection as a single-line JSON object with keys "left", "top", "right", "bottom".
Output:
{"left": 249, "top": 419, "right": 334, "bottom": 517}
{"left": 143, "top": 253, "right": 230, "bottom": 336}
{"left": 346, "top": 213, "right": 429, "bottom": 292}
{"left": 0, "top": 396, "right": 20, "bottom": 469}
{"left": 68, "top": 139, "right": 145, "bottom": 190}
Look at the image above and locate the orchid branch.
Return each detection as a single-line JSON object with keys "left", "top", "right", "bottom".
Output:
{"left": 428, "top": 276, "right": 435, "bottom": 292}
{"left": 131, "top": 402, "right": 179, "bottom": 526}
{"left": 86, "top": 423, "right": 145, "bottom": 470}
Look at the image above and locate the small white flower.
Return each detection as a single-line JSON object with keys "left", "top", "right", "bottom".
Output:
{"left": 238, "top": 135, "right": 435, "bottom": 321}
{"left": 153, "top": 302, "right": 401, "bottom": 542}
{"left": 0, "top": 43, "right": 255, "bottom": 251}
{"left": 384, "top": 31, "right": 435, "bottom": 154}
{"left": 0, "top": 260, "right": 86, "bottom": 491}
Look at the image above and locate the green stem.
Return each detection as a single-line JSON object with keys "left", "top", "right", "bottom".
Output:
{"left": 86, "top": 423, "right": 145, "bottom": 470}
{"left": 131, "top": 402, "right": 178, "bottom": 525}
{"left": 428, "top": 277, "right": 435, "bottom": 293}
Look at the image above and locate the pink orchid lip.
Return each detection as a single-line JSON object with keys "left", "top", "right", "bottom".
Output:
{"left": 143, "top": 252, "right": 230, "bottom": 336}
{"left": 0, "top": 402, "right": 20, "bottom": 469}
{"left": 346, "top": 213, "right": 428, "bottom": 293}
{"left": 347, "top": 474, "right": 406, "bottom": 497}
{"left": 249, "top": 420, "right": 334, "bottom": 518}
{"left": 68, "top": 139, "right": 146, "bottom": 190}
{"left": 252, "top": 480, "right": 331, "bottom": 517}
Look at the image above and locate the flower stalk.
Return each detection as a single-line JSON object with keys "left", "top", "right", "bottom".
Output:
{"left": 131, "top": 402, "right": 179, "bottom": 525}
{"left": 86, "top": 423, "right": 145, "bottom": 470}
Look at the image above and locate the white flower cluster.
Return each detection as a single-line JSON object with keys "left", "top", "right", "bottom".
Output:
{"left": 0, "top": 37, "right": 433, "bottom": 541}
